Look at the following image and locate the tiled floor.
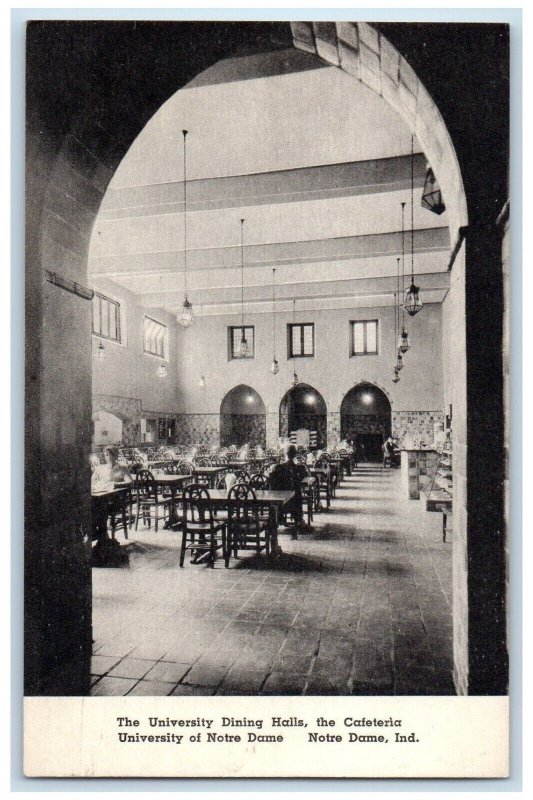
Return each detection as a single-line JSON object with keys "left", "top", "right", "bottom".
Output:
{"left": 91, "top": 465, "right": 454, "bottom": 696}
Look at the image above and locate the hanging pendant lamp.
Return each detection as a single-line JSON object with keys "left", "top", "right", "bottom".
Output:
{"left": 291, "top": 299, "right": 298, "bottom": 386}
{"left": 421, "top": 165, "right": 446, "bottom": 215}
{"left": 94, "top": 341, "right": 106, "bottom": 360}
{"left": 394, "top": 258, "right": 404, "bottom": 372}
{"left": 157, "top": 361, "right": 168, "bottom": 378}
{"left": 398, "top": 202, "right": 411, "bottom": 352}
{"left": 404, "top": 134, "right": 423, "bottom": 317}
{"left": 270, "top": 268, "right": 279, "bottom": 374}
{"left": 238, "top": 218, "right": 248, "bottom": 357}
{"left": 392, "top": 369, "right": 400, "bottom": 384}
{"left": 178, "top": 130, "right": 194, "bottom": 327}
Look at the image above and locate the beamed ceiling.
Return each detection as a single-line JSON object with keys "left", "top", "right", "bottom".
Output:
{"left": 88, "top": 48, "right": 451, "bottom": 315}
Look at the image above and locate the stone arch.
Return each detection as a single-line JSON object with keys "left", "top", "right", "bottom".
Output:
{"left": 220, "top": 385, "right": 266, "bottom": 449}
{"left": 28, "top": 22, "right": 510, "bottom": 698}
{"left": 279, "top": 383, "right": 327, "bottom": 449}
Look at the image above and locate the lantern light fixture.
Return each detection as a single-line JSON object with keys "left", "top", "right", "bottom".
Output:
{"left": 421, "top": 165, "right": 446, "bottom": 215}
{"left": 404, "top": 134, "right": 423, "bottom": 317}
{"left": 157, "top": 361, "right": 168, "bottom": 378}
{"left": 94, "top": 341, "right": 106, "bottom": 360}
{"left": 238, "top": 218, "right": 248, "bottom": 358}
{"left": 270, "top": 267, "right": 279, "bottom": 374}
{"left": 177, "top": 129, "right": 194, "bottom": 327}
{"left": 398, "top": 202, "right": 410, "bottom": 352}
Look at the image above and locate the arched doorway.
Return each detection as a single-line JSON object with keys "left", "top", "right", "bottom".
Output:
{"left": 341, "top": 383, "right": 392, "bottom": 462}
{"left": 26, "top": 21, "right": 510, "bottom": 698}
{"left": 279, "top": 384, "right": 327, "bottom": 449}
{"left": 220, "top": 385, "right": 266, "bottom": 449}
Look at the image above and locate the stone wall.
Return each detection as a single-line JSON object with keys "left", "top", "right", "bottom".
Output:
{"left": 342, "top": 413, "right": 391, "bottom": 438}
{"left": 392, "top": 410, "right": 444, "bottom": 448}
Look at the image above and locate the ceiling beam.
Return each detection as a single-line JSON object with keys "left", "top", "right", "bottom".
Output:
{"left": 99, "top": 153, "right": 427, "bottom": 219}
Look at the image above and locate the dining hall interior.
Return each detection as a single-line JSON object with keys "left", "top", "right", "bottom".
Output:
{"left": 25, "top": 21, "right": 509, "bottom": 699}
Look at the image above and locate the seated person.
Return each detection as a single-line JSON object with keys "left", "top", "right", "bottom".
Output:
{"left": 91, "top": 445, "right": 132, "bottom": 491}
{"left": 269, "top": 445, "right": 309, "bottom": 533}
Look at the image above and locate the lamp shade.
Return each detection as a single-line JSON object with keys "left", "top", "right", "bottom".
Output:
{"left": 404, "top": 283, "right": 423, "bottom": 316}
{"left": 178, "top": 297, "right": 193, "bottom": 327}
{"left": 239, "top": 333, "right": 248, "bottom": 358}
{"left": 398, "top": 328, "right": 410, "bottom": 353}
{"left": 270, "top": 358, "right": 279, "bottom": 375}
{"left": 421, "top": 166, "right": 446, "bottom": 215}
{"left": 392, "top": 370, "right": 400, "bottom": 384}
{"left": 292, "top": 372, "right": 299, "bottom": 387}
{"left": 395, "top": 352, "right": 404, "bottom": 372}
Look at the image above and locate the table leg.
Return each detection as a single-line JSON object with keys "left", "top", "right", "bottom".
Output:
{"left": 269, "top": 507, "right": 282, "bottom": 558}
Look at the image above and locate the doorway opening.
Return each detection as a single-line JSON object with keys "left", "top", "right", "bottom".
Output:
{"left": 279, "top": 383, "right": 327, "bottom": 449}
{"left": 220, "top": 385, "right": 266, "bottom": 448}
{"left": 341, "top": 383, "right": 392, "bottom": 462}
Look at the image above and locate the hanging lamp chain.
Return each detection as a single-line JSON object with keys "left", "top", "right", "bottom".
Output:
{"left": 411, "top": 133, "right": 415, "bottom": 283}
{"left": 401, "top": 201, "right": 406, "bottom": 326}
{"left": 240, "top": 218, "right": 245, "bottom": 333}
{"left": 182, "top": 129, "right": 188, "bottom": 299}
{"left": 272, "top": 268, "right": 276, "bottom": 356}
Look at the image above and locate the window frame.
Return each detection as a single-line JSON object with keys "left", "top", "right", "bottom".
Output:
{"left": 287, "top": 322, "right": 315, "bottom": 359}
{"left": 228, "top": 325, "right": 255, "bottom": 360}
{"left": 92, "top": 290, "right": 122, "bottom": 343}
{"left": 350, "top": 319, "right": 379, "bottom": 356}
{"left": 143, "top": 315, "right": 168, "bottom": 360}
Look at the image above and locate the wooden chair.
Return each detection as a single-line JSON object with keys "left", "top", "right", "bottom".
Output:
{"left": 227, "top": 484, "right": 269, "bottom": 560}
{"left": 108, "top": 487, "right": 131, "bottom": 540}
{"left": 134, "top": 470, "right": 171, "bottom": 532}
{"left": 314, "top": 457, "right": 332, "bottom": 509}
{"left": 179, "top": 484, "right": 228, "bottom": 568}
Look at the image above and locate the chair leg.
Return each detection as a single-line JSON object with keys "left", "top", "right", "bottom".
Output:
{"left": 179, "top": 530, "right": 187, "bottom": 567}
{"left": 135, "top": 502, "right": 140, "bottom": 531}
{"left": 122, "top": 507, "right": 128, "bottom": 540}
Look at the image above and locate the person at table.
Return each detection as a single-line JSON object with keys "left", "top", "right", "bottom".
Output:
{"left": 269, "top": 444, "right": 310, "bottom": 534}
{"left": 91, "top": 445, "right": 132, "bottom": 491}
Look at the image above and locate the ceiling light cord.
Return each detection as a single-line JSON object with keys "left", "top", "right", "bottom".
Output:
{"left": 182, "top": 129, "right": 188, "bottom": 299}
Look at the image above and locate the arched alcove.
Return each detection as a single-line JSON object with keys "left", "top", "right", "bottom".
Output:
{"left": 341, "top": 383, "right": 392, "bottom": 461}
{"left": 279, "top": 383, "right": 327, "bottom": 449}
{"left": 220, "top": 385, "right": 266, "bottom": 448}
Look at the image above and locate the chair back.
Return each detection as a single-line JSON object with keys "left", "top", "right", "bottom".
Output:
{"left": 249, "top": 472, "right": 268, "bottom": 489}
{"left": 165, "top": 462, "right": 181, "bottom": 475}
{"left": 182, "top": 483, "right": 213, "bottom": 527}
{"left": 315, "top": 456, "right": 330, "bottom": 471}
{"left": 176, "top": 460, "right": 194, "bottom": 476}
{"left": 235, "top": 470, "right": 251, "bottom": 484}
{"left": 228, "top": 483, "right": 259, "bottom": 529}
{"left": 195, "top": 456, "right": 211, "bottom": 467}
{"left": 135, "top": 469, "right": 156, "bottom": 499}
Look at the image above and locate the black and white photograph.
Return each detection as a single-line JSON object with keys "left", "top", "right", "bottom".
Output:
{"left": 22, "top": 15, "right": 512, "bottom": 778}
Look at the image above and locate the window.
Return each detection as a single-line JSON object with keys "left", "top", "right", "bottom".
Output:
{"left": 288, "top": 323, "right": 314, "bottom": 358}
{"left": 92, "top": 291, "right": 121, "bottom": 342}
{"left": 228, "top": 326, "right": 255, "bottom": 359}
{"left": 143, "top": 316, "right": 167, "bottom": 359}
{"left": 351, "top": 320, "right": 378, "bottom": 355}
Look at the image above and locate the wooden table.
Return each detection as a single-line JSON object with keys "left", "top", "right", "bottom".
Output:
{"left": 195, "top": 489, "right": 294, "bottom": 557}
{"left": 192, "top": 465, "right": 228, "bottom": 488}
{"left": 91, "top": 485, "right": 131, "bottom": 566}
